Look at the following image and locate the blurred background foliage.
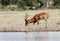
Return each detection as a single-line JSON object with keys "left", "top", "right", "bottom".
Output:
{"left": 0, "top": 0, "right": 60, "bottom": 10}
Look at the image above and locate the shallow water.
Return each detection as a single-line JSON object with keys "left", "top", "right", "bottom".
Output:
{"left": 0, "top": 32, "right": 60, "bottom": 41}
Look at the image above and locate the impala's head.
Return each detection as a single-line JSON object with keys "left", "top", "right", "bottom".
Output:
{"left": 25, "top": 13, "right": 28, "bottom": 26}
{"left": 25, "top": 19, "right": 28, "bottom": 26}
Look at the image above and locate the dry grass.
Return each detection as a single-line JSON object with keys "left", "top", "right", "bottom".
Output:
{"left": 0, "top": 9, "right": 60, "bottom": 32}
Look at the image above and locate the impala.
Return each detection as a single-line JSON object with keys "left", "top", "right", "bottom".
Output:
{"left": 25, "top": 12, "right": 49, "bottom": 28}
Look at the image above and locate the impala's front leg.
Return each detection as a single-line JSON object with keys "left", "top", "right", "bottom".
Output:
{"left": 37, "top": 21, "right": 40, "bottom": 27}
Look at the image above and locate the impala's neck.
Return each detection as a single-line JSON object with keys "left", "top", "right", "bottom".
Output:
{"left": 27, "top": 18, "right": 35, "bottom": 23}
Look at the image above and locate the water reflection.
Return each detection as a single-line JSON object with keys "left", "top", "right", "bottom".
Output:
{"left": 0, "top": 32, "right": 60, "bottom": 41}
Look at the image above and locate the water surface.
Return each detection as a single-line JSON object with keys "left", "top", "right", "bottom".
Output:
{"left": 0, "top": 32, "right": 60, "bottom": 41}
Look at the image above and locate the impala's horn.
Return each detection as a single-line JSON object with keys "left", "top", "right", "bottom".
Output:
{"left": 25, "top": 13, "right": 28, "bottom": 20}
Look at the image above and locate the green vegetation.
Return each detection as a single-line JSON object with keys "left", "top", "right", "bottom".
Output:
{"left": 0, "top": 0, "right": 60, "bottom": 10}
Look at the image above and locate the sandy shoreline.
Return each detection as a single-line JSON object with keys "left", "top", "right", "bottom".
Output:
{"left": 0, "top": 9, "right": 60, "bottom": 32}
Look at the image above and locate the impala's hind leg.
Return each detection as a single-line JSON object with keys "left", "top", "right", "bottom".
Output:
{"left": 45, "top": 19, "right": 47, "bottom": 28}
{"left": 43, "top": 17, "right": 48, "bottom": 28}
{"left": 45, "top": 18, "right": 48, "bottom": 28}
